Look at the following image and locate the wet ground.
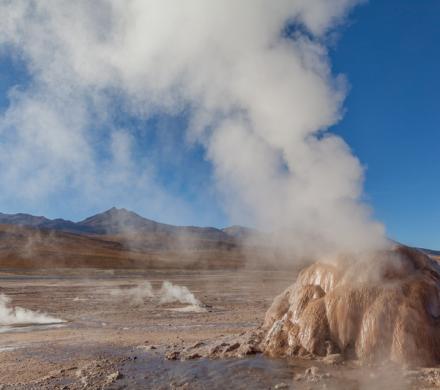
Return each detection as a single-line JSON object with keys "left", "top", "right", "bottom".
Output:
{"left": 0, "top": 269, "right": 439, "bottom": 389}
{"left": 0, "top": 269, "right": 291, "bottom": 388}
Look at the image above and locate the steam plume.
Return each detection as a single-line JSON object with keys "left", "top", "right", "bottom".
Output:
{"left": 110, "top": 281, "right": 202, "bottom": 307}
{"left": 158, "top": 281, "right": 201, "bottom": 306}
{"left": 0, "top": 1, "right": 387, "bottom": 257}
{"left": 0, "top": 294, "right": 64, "bottom": 325}
{"left": 110, "top": 281, "right": 154, "bottom": 305}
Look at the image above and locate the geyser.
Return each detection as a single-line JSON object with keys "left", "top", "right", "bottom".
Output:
{"left": 0, "top": 294, "right": 64, "bottom": 326}
{"left": 262, "top": 246, "right": 440, "bottom": 366}
{"left": 2, "top": 0, "right": 427, "bottom": 369}
{"left": 110, "top": 280, "right": 203, "bottom": 309}
{"left": 0, "top": 1, "right": 387, "bottom": 259}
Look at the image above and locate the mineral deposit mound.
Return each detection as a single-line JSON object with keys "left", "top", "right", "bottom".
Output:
{"left": 262, "top": 246, "right": 440, "bottom": 366}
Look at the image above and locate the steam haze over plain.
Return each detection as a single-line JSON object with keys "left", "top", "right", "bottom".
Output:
{"left": 0, "top": 0, "right": 410, "bottom": 257}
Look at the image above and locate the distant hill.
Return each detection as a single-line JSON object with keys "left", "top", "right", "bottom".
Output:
{"left": 0, "top": 212, "right": 86, "bottom": 233}
{"left": 222, "top": 225, "right": 262, "bottom": 240}
{"left": 0, "top": 224, "right": 245, "bottom": 269}
{"left": 0, "top": 207, "right": 234, "bottom": 241}
{"left": 0, "top": 208, "right": 438, "bottom": 270}
{"left": 0, "top": 212, "right": 50, "bottom": 227}
{"left": 0, "top": 208, "right": 253, "bottom": 269}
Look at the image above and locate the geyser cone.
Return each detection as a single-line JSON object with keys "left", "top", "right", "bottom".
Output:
{"left": 262, "top": 246, "right": 440, "bottom": 366}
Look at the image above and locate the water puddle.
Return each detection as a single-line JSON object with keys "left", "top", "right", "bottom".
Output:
{"left": 116, "top": 353, "right": 297, "bottom": 389}
{"left": 110, "top": 350, "right": 410, "bottom": 390}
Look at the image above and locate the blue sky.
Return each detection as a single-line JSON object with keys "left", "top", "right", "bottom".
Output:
{"left": 0, "top": 1, "right": 438, "bottom": 249}
{"left": 330, "top": 1, "right": 440, "bottom": 249}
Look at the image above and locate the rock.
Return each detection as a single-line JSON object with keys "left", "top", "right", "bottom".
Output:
{"left": 75, "top": 369, "right": 85, "bottom": 378}
{"left": 297, "top": 366, "right": 329, "bottom": 383}
{"left": 106, "top": 371, "right": 123, "bottom": 383}
{"left": 190, "top": 341, "right": 205, "bottom": 349}
{"left": 185, "top": 352, "right": 201, "bottom": 360}
{"left": 322, "top": 353, "right": 344, "bottom": 365}
{"left": 138, "top": 344, "right": 158, "bottom": 351}
{"left": 209, "top": 345, "right": 223, "bottom": 355}
{"left": 238, "top": 343, "right": 259, "bottom": 356}
{"left": 225, "top": 342, "right": 240, "bottom": 352}
{"left": 305, "top": 366, "right": 320, "bottom": 376}
{"left": 417, "top": 367, "right": 440, "bottom": 386}
{"left": 274, "top": 383, "right": 288, "bottom": 389}
{"left": 165, "top": 351, "right": 180, "bottom": 360}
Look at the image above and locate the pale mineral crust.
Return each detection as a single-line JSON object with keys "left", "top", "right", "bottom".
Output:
{"left": 262, "top": 246, "right": 440, "bottom": 366}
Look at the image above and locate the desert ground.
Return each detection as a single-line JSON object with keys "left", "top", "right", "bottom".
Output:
{"left": 0, "top": 268, "right": 290, "bottom": 389}
{"left": 1, "top": 266, "right": 440, "bottom": 389}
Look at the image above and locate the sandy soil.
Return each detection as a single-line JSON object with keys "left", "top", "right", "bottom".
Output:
{"left": 1, "top": 269, "right": 440, "bottom": 389}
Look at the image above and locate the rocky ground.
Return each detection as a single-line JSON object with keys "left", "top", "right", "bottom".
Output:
{"left": 1, "top": 268, "right": 440, "bottom": 389}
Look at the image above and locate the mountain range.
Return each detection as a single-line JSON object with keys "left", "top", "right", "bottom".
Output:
{"left": 0, "top": 208, "right": 437, "bottom": 270}
{"left": 0, "top": 208, "right": 260, "bottom": 269}
{"left": 0, "top": 207, "right": 247, "bottom": 240}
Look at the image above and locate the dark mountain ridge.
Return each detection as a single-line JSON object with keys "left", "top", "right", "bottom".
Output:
{"left": 0, "top": 209, "right": 438, "bottom": 257}
{"left": 0, "top": 207, "right": 242, "bottom": 241}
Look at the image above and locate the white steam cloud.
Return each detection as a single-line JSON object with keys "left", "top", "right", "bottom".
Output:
{"left": 0, "top": 293, "right": 64, "bottom": 325}
{"left": 110, "top": 281, "right": 202, "bottom": 307}
{"left": 0, "top": 1, "right": 387, "bottom": 257}
{"left": 158, "top": 281, "right": 201, "bottom": 306}
{"left": 110, "top": 281, "right": 154, "bottom": 305}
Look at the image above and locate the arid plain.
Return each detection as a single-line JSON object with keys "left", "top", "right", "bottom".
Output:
{"left": 1, "top": 210, "right": 440, "bottom": 389}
